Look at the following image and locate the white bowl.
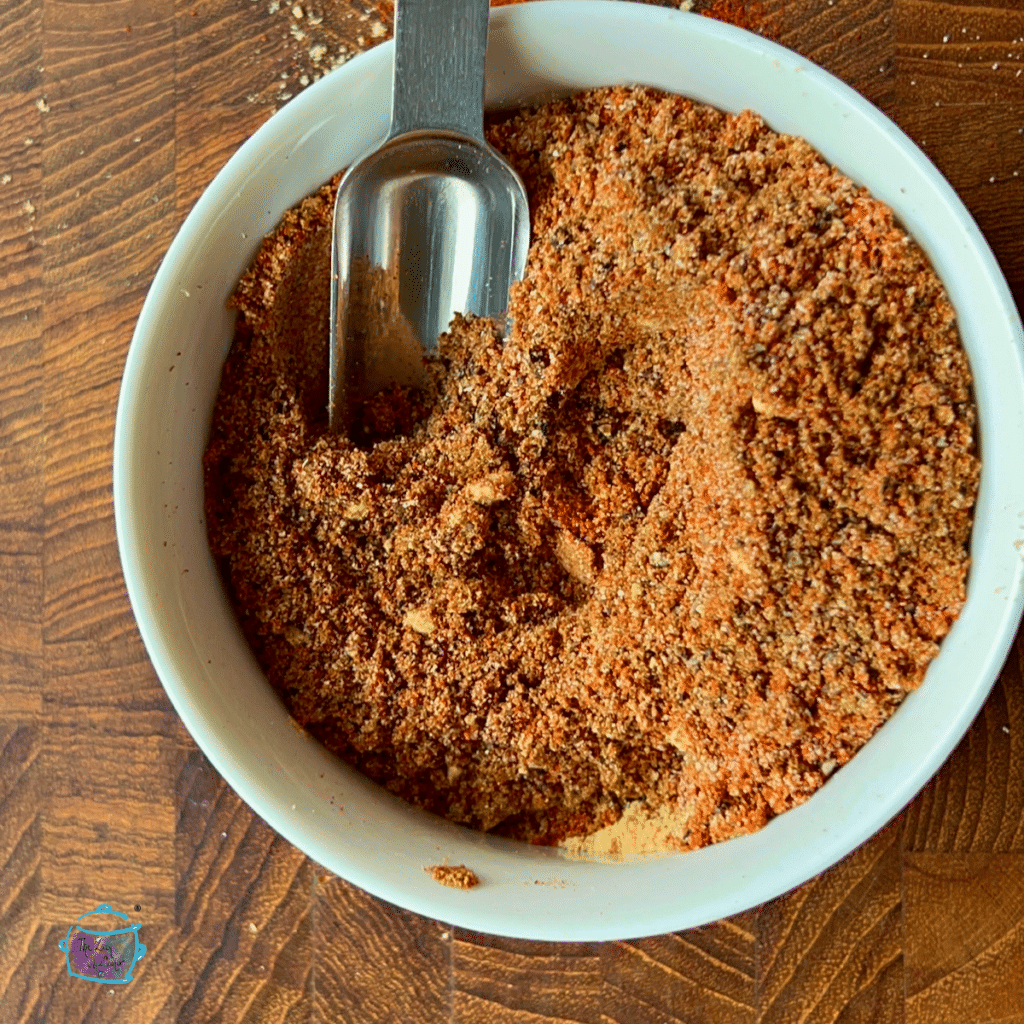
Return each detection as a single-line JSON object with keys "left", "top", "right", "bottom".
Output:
{"left": 114, "top": 1, "right": 1024, "bottom": 940}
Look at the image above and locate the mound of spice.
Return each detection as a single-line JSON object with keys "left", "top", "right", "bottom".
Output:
{"left": 204, "top": 86, "right": 978, "bottom": 850}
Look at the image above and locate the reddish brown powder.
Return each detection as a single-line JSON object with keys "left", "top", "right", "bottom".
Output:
{"left": 204, "top": 87, "right": 978, "bottom": 850}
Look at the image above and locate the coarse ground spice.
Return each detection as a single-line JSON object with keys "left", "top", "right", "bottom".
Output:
{"left": 204, "top": 86, "right": 979, "bottom": 851}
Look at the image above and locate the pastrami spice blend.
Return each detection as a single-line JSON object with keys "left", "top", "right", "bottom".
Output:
{"left": 205, "top": 87, "right": 978, "bottom": 849}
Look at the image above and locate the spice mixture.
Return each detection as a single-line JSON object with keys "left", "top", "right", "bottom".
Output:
{"left": 204, "top": 87, "right": 978, "bottom": 850}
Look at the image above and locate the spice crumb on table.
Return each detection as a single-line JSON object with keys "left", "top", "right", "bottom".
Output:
{"left": 204, "top": 86, "right": 979, "bottom": 854}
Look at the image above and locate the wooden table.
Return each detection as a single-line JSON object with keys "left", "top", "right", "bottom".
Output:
{"left": 1, "top": 0, "right": 1022, "bottom": 1020}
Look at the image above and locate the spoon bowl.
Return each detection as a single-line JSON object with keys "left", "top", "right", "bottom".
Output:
{"left": 329, "top": 0, "right": 530, "bottom": 430}
{"left": 331, "top": 131, "right": 529, "bottom": 422}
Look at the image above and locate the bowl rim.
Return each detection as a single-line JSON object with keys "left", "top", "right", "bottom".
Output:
{"left": 114, "top": 0, "right": 1024, "bottom": 940}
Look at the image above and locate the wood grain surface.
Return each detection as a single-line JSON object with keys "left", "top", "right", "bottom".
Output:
{"left": 1, "top": 0, "right": 1022, "bottom": 1021}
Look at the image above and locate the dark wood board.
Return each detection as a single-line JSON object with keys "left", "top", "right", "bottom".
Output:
{"left": 1, "top": 0, "right": 1022, "bottom": 1020}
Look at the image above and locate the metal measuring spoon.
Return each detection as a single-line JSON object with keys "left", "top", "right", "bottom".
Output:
{"left": 329, "top": 0, "right": 530, "bottom": 432}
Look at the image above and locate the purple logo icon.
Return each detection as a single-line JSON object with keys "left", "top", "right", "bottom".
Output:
{"left": 58, "top": 904, "right": 146, "bottom": 985}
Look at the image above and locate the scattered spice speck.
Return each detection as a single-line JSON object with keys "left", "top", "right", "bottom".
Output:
{"left": 426, "top": 864, "right": 480, "bottom": 890}
{"left": 249, "top": 0, "right": 391, "bottom": 104}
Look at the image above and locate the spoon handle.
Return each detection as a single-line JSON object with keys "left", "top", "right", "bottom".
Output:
{"left": 389, "top": 0, "right": 488, "bottom": 142}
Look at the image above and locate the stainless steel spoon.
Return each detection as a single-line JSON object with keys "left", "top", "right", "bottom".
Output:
{"left": 329, "top": 0, "right": 530, "bottom": 432}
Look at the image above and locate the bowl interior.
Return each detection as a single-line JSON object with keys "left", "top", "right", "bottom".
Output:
{"left": 114, "top": 1, "right": 1024, "bottom": 940}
